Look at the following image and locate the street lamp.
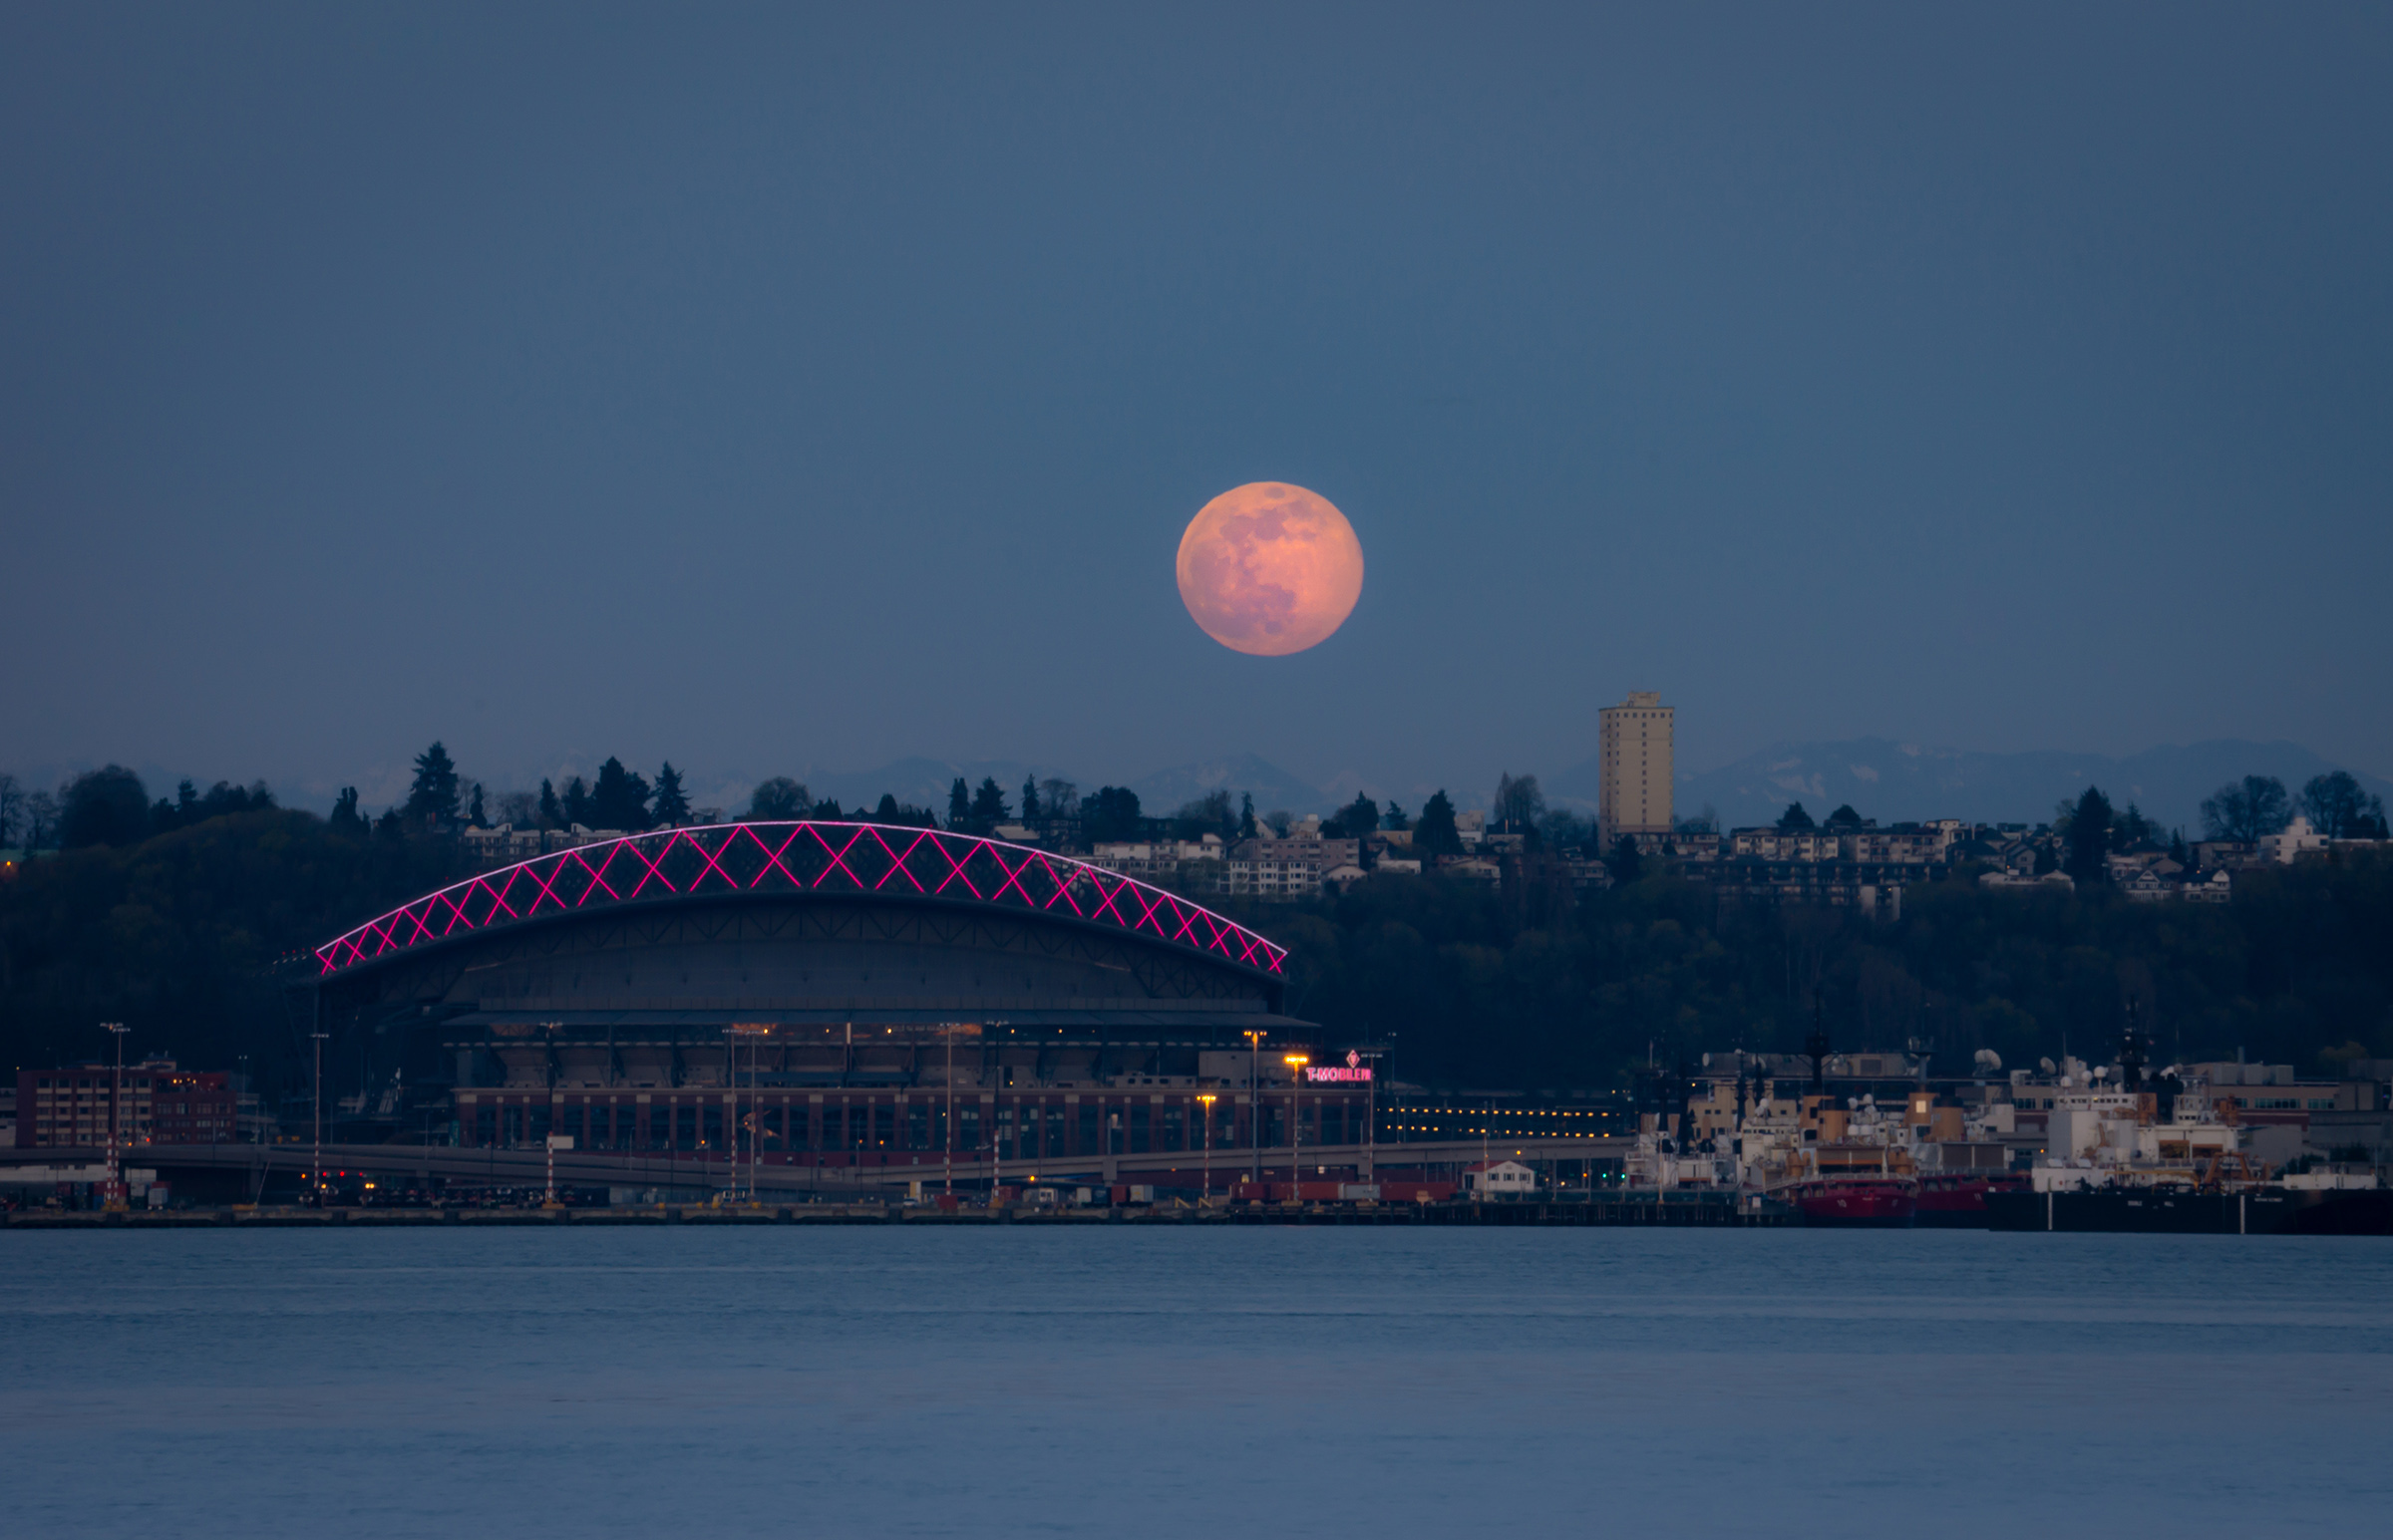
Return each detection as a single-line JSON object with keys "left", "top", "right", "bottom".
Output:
{"left": 1283, "top": 1054, "right": 1310, "bottom": 1202}
{"left": 1242, "top": 1029, "right": 1267, "bottom": 1186}
{"left": 1196, "top": 1092, "right": 1216, "bottom": 1204}
{"left": 311, "top": 1028, "right": 330, "bottom": 1208}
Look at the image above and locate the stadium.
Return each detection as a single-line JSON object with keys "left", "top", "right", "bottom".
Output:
{"left": 308, "top": 819, "right": 1370, "bottom": 1195}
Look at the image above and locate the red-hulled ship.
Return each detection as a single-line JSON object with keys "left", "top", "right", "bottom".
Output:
{"left": 1911, "top": 1171, "right": 2026, "bottom": 1226}
{"left": 1795, "top": 1176, "right": 1916, "bottom": 1227}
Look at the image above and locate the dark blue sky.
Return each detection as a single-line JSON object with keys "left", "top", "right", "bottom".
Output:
{"left": 5, "top": 5, "right": 2387, "bottom": 811}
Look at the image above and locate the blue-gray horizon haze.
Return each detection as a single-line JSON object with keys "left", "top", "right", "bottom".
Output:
{"left": 4, "top": 6, "right": 2388, "bottom": 806}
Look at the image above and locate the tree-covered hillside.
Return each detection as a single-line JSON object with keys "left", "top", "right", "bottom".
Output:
{"left": 1252, "top": 854, "right": 2393, "bottom": 1087}
{"left": 4, "top": 809, "right": 2388, "bottom": 1094}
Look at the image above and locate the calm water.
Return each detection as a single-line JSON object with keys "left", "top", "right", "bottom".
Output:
{"left": 3, "top": 1227, "right": 2388, "bottom": 1537}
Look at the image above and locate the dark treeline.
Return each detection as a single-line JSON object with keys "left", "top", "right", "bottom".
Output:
{"left": 1258, "top": 854, "right": 2393, "bottom": 1088}
{"left": 4, "top": 749, "right": 2389, "bottom": 1092}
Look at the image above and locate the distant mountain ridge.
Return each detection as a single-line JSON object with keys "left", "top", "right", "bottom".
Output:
{"left": 1547, "top": 738, "right": 2393, "bottom": 835}
{"left": 795, "top": 753, "right": 1332, "bottom": 820}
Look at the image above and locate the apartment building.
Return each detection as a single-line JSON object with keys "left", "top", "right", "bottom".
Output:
{"left": 1596, "top": 692, "right": 1673, "bottom": 850}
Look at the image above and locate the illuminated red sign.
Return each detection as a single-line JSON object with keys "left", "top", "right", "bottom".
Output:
{"left": 1304, "top": 1067, "right": 1372, "bottom": 1083}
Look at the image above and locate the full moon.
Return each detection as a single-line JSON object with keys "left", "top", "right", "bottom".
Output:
{"left": 1176, "top": 482, "right": 1364, "bottom": 656}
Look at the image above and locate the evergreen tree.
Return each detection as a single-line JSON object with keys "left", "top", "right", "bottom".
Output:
{"left": 468, "top": 783, "right": 489, "bottom": 828}
{"left": 589, "top": 758, "right": 652, "bottom": 830}
{"left": 1824, "top": 803, "right": 1864, "bottom": 829}
{"left": 1081, "top": 786, "right": 1144, "bottom": 844}
{"left": 948, "top": 777, "right": 972, "bottom": 831}
{"left": 1777, "top": 802, "right": 1816, "bottom": 832}
{"left": 404, "top": 742, "right": 462, "bottom": 828}
{"left": 651, "top": 763, "right": 691, "bottom": 826}
{"left": 1328, "top": 791, "right": 1380, "bottom": 840}
{"left": 2064, "top": 786, "right": 2114, "bottom": 883}
{"left": 970, "top": 776, "right": 1011, "bottom": 833}
{"left": 1608, "top": 834, "right": 1643, "bottom": 884}
{"left": 537, "top": 778, "right": 563, "bottom": 829}
{"left": 2168, "top": 828, "right": 2189, "bottom": 866}
{"left": 1021, "top": 776, "right": 1041, "bottom": 821}
{"left": 1382, "top": 801, "right": 1409, "bottom": 832}
{"left": 329, "top": 786, "right": 364, "bottom": 833}
{"left": 561, "top": 775, "right": 593, "bottom": 828}
{"left": 873, "top": 793, "right": 902, "bottom": 822}
{"left": 1415, "top": 790, "right": 1463, "bottom": 856}
{"left": 1238, "top": 792, "right": 1258, "bottom": 839}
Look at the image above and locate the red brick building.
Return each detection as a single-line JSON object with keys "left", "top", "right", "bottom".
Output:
{"left": 15, "top": 1060, "right": 236, "bottom": 1149}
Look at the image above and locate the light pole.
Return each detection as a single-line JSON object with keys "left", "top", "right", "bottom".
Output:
{"left": 1242, "top": 1029, "right": 1267, "bottom": 1186}
{"left": 1284, "top": 1054, "right": 1310, "bottom": 1200}
{"left": 1197, "top": 1093, "right": 1216, "bottom": 1204}
{"left": 310, "top": 1029, "right": 331, "bottom": 1207}
{"left": 103, "top": 1023, "right": 129, "bottom": 1205}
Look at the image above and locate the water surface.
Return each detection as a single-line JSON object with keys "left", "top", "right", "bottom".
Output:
{"left": 3, "top": 1228, "right": 2386, "bottom": 1536}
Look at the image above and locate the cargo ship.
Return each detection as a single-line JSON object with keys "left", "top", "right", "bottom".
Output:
{"left": 1793, "top": 1175, "right": 1915, "bottom": 1227}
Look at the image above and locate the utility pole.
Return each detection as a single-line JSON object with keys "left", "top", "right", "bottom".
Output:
{"left": 1284, "top": 1054, "right": 1310, "bottom": 1199}
{"left": 1197, "top": 1093, "right": 1215, "bottom": 1204}
{"left": 311, "top": 1029, "right": 330, "bottom": 1208}
{"left": 103, "top": 1023, "right": 129, "bottom": 1206}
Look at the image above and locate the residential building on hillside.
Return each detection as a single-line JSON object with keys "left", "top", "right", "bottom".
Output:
{"left": 1597, "top": 692, "right": 1673, "bottom": 851}
{"left": 1227, "top": 834, "right": 1358, "bottom": 899}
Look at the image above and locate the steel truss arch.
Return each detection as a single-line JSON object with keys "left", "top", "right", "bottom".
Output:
{"left": 315, "top": 821, "right": 1285, "bottom": 981}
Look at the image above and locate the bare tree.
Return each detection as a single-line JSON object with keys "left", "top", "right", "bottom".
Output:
{"left": 496, "top": 790, "right": 540, "bottom": 828}
{"left": 1494, "top": 771, "right": 1544, "bottom": 833}
{"left": 21, "top": 788, "right": 59, "bottom": 850}
{"left": 2201, "top": 775, "right": 2289, "bottom": 842}
{"left": 2301, "top": 771, "right": 2386, "bottom": 838}
{"left": 0, "top": 772, "right": 20, "bottom": 847}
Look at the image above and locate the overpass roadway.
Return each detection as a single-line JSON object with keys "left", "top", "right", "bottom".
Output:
{"left": 7, "top": 1138, "right": 1634, "bottom": 1200}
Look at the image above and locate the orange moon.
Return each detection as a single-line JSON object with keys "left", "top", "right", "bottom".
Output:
{"left": 1176, "top": 482, "right": 1364, "bottom": 656}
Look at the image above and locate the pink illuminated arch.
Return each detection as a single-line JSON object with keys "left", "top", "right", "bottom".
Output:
{"left": 314, "top": 821, "right": 1286, "bottom": 979}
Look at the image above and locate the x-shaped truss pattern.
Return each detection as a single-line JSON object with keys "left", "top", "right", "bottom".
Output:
{"left": 315, "top": 821, "right": 1287, "bottom": 979}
